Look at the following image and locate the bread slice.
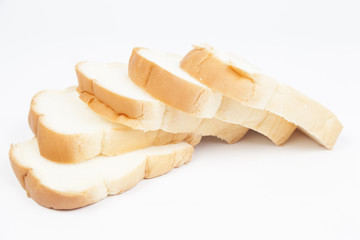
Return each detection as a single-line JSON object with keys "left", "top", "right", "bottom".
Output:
{"left": 76, "top": 62, "right": 249, "bottom": 143}
{"left": 180, "top": 44, "right": 343, "bottom": 149}
{"left": 10, "top": 138, "right": 193, "bottom": 210}
{"left": 129, "top": 47, "right": 296, "bottom": 145}
{"left": 30, "top": 87, "right": 201, "bottom": 163}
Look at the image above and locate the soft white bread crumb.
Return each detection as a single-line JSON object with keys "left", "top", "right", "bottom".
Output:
{"left": 10, "top": 139, "right": 194, "bottom": 210}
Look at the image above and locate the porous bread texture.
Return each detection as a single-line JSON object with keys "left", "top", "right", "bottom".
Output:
{"left": 129, "top": 47, "right": 296, "bottom": 145}
{"left": 10, "top": 139, "right": 194, "bottom": 210}
{"left": 30, "top": 87, "right": 201, "bottom": 163}
{"left": 180, "top": 44, "right": 343, "bottom": 149}
{"left": 76, "top": 62, "right": 249, "bottom": 143}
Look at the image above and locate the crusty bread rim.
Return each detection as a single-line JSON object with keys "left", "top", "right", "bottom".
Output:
{"left": 180, "top": 45, "right": 343, "bottom": 149}
{"left": 128, "top": 47, "right": 222, "bottom": 118}
{"left": 180, "top": 45, "right": 265, "bottom": 103}
{"left": 9, "top": 141, "right": 194, "bottom": 210}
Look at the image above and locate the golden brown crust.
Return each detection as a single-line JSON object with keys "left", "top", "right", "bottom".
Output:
{"left": 181, "top": 46, "right": 343, "bottom": 149}
{"left": 9, "top": 142, "right": 193, "bottom": 210}
{"left": 28, "top": 104, "right": 40, "bottom": 136}
{"left": 36, "top": 122, "right": 102, "bottom": 164}
{"left": 181, "top": 47, "right": 256, "bottom": 103}
{"left": 128, "top": 48, "right": 220, "bottom": 117}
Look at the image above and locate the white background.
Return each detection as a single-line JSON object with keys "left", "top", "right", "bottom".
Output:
{"left": 1, "top": 0, "right": 359, "bottom": 239}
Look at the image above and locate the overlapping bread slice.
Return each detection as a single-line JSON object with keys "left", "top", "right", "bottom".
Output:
{"left": 128, "top": 47, "right": 296, "bottom": 145}
{"left": 76, "top": 62, "right": 248, "bottom": 144}
{"left": 180, "top": 44, "right": 343, "bottom": 149}
{"left": 10, "top": 138, "right": 193, "bottom": 209}
{"left": 30, "top": 87, "right": 200, "bottom": 163}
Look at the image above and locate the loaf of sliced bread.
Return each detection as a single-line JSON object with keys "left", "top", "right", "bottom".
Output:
{"left": 76, "top": 62, "right": 248, "bottom": 143}
{"left": 10, "top": 138, "right": 193, "bottom": 209}
{"left": 180, "top": 44, "right": 343, "bottom": 149}
{"left": 128, "top": 47, "right": 296, "bottom": 145}
{"left": 30, "top": 87, "right": 201, "bottom": 163}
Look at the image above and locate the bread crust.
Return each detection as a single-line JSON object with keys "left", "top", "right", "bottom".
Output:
{"left": 9, "top": 141, "right": 193, "bottom": 210}
{"left": 180, "top": 46, "right": 259, "bottom": 103}
{"left": 128, "top": 48, "right": 222, "bottom": 118}
{"left": 30, "top": 89, "right": 201, "bottom": 163}
{"left": 181, "top": 45, "right": 342, "bottom": 149}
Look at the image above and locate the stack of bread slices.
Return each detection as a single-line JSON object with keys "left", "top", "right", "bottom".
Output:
{"left": 9, "top": 44, "right": 343, "bottom": 210}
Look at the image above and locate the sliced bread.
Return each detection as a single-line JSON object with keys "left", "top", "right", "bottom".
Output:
{"left": 180, "top": 44, "right": 343, "bottom": 149}
{"left": 76, "top": 62, "right": 249, "bottom": 143}
{"left": 10, "top": 138, "right": 193, "bottom": 209}
{"left": 30, "top": 87, "right": 201, "bottom": 163}
{"left": 128, "top": 47, "right": 296, "bottom": 145}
